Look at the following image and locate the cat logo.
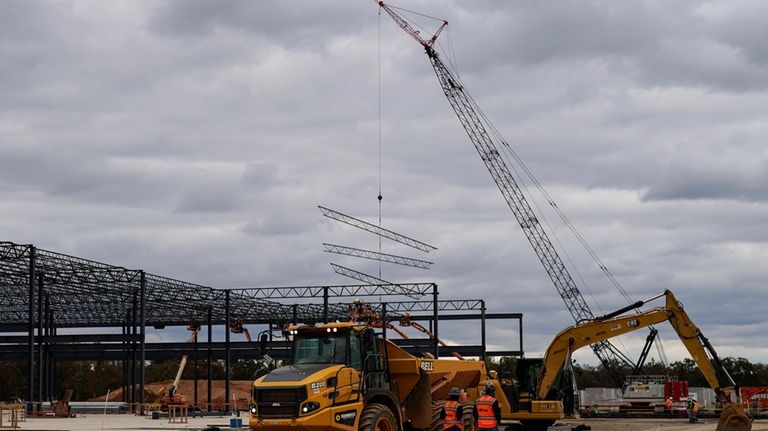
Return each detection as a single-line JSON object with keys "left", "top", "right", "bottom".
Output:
{"left": 626, "top": 319, "right": 640, "bottom": 327}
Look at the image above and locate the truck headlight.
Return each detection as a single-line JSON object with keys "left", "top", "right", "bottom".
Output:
{"left": 301, "top": 401, "right": 320, "bottom": 414}
{"left": 249, "top": 404, "right": 257, "bottom": 414}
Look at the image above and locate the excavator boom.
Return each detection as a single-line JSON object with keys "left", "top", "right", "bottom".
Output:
{"left": 536, "top": 290, "right": 751, "bottom": 431}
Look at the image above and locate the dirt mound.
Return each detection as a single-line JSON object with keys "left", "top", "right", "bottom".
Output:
{"left": 89, "top": 379, "right": 254, "bottom": 408}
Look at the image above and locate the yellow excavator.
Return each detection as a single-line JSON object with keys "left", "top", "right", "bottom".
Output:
{"left": 249, "top": 320, "right": 486, "bottom": 431}
{"left": 481, "top": 289, "right": 751, "bottom": 431}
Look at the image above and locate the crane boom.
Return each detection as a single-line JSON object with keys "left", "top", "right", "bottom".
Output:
{"left": 377, "top": 1, "right": 633, "bottom": 374}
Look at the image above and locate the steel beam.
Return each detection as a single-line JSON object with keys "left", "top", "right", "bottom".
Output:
{"left": 318, "top": 206, "right": 436, "bottom": 253}
{"left": 322, "top": 243, "right": 432, "bottom": 269}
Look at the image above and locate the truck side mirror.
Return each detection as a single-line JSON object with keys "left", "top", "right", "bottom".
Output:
{"left": 259, "top": 333, "right": 268, "bottom": 355}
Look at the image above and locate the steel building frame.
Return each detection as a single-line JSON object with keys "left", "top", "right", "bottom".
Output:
{"left": 1, "top": 241, "right": 523, "bottom": 412}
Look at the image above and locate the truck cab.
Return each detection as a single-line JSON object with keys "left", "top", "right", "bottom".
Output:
{"left": 250, "top": 321, "right": 486, "bottom": 431}
{"left": 249, "top": 322, "right": 395, "bottom": 431}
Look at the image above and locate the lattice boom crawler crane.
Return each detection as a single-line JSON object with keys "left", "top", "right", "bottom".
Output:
{"left": 375, "top": 0, "right": 650, "bottom": 384}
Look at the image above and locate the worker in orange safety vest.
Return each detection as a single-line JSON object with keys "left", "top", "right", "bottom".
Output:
{"left": 441, "top": 387, "right": 465, "bottom": 431}
{"left": 473, "top": 383, "right": 502, "bottom": 431}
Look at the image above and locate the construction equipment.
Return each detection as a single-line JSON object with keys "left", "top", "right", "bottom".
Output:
{"left": 376, "top": 1, "right": 657, "bottom": 384}
{"left": 159, "top": 322, "right": 201, "bottom": 408}
{"left": 479, "top": 290, "right": 751, "bottom": 431}
{"left": 52, "top": 389, "right": 73, "bottom": 417}
{"left": 348, "top": 300, "right": 464, "bottom": 360}
{"left": 249, "top": 320, "right": 486, "bottom": 431}
{"left": 231, "top": 318, "right": 253, "bottom": 342}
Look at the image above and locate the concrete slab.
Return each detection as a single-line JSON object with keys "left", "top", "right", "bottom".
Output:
{"left": 572, "top": 417, "right": 768, "bottom": 431}
{"left": 14, "top": 415, "right": 768, "bottom": 431}
{"left": 13, "top": 412, "right": 251, "bottom": 431}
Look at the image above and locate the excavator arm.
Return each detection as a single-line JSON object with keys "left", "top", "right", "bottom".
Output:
{"left": 537, "top": 290, "right": 751, "bottom": 431}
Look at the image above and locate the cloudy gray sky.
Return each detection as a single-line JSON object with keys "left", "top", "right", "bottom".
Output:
{"left": 2, "top": 0, "right": 768, "bottom": 366}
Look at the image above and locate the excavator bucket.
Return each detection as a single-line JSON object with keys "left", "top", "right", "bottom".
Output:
{"left": 716, "top": 404, "right": 752, "bottom": 431}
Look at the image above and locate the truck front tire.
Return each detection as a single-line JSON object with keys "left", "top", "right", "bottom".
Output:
{"left": 359, "top": 403, "right": 397, "bottom": 431}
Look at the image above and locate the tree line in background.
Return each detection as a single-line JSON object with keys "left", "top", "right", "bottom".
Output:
{"left": 487, "top": 356, "right": 768, "bottom": 389}
{"left": 0, "top": 359, "right": 268, "bottom": 402}
{"left": 2, "top": 355, "right": 766, "bottom": 402}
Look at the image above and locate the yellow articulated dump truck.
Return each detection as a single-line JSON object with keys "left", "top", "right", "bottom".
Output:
{"left": 249, "top": 321, "right": 485, "bottom": 431}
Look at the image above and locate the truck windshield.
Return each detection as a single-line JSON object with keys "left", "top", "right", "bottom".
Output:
{"left": 293, "top": 334, "right": 348, "bottom": 365}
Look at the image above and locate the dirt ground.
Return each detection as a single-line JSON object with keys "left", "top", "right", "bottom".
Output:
{"left": 564, "top": 417, "right": 768, "bottom": 431}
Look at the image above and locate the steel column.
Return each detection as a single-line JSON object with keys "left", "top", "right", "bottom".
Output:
{"left": 44, "top": 295, "right": 51, "bottom": 401}
{"left": 480, "top": 300, "right": 487, "bottom": 362}
{"left": 194, "top": 329, "right": 198, "bottom": 410}
{"left": 50, "top": 325, "right": 57, "bottom": 398}
{"left": 323, "top": 286, "right": 329, "bottom": 324}
{"left": 27, "top": 245, "right": 36, "bottom": 407}
{"left": 130, "top": 292, "right": 137, "bottom": 406}
{"left": 207, "top": 307, "right": 212, "bottom": 411}
{"left": 37, "top": 273, "right": 44, "bottom": 403}
{"left": 139, "top": 271, "right": 146, "bottom": 414}
{"left": 382, "top": 303, "right": 387, "bottom": 340}
{"left": 225, "top": 290, "right": 231, "bottom": 413}
{"left": 122, "top": 321, "right": 128, "bottom": 403}
{"left": 432, "top": 284, "right": 439, "bottom": 357}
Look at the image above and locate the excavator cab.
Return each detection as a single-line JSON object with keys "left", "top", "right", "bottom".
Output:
{"left": 503, "top": 358, "right": 572, "bottom": 415}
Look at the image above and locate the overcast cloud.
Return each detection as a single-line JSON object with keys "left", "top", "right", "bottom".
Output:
{"left": 2, "top": 0, "right": 768, "bottom": 365}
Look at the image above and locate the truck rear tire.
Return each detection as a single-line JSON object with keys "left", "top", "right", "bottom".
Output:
{"left": 359, "top": 403, "right": 397, "bottom": 431}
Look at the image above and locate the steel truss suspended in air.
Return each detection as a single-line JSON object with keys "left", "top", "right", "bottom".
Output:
{"left": 323, "top": 243, "right": 433, "bottom": 269}
{"left": 320, "top": 205, "right": 435, "bottom": 298}
{"left": 319, "top": 206, "right": 437, "bottom": 253}
{"left": 377, "top": 1, "right": 641, "bottom": 377}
